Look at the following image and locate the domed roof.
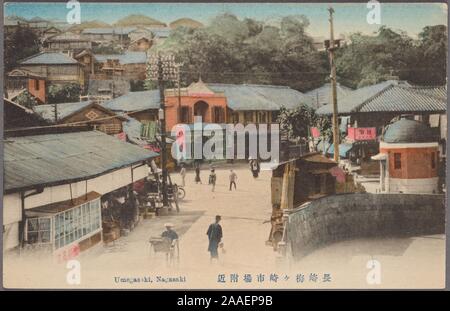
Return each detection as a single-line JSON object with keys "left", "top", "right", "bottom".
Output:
{"left": 383, "top": 119, "right": 434, "bottom": 143}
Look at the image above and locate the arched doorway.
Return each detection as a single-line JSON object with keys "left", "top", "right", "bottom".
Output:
{"left": 193, "top": 101, "right": 209, "bottom": 121}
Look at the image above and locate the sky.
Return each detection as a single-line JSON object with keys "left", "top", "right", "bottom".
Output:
{"left": 4, "top": 2, "right": 448, "bottom": 37}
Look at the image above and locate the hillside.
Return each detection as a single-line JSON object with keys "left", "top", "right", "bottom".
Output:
{"left": 68, "top": 20, "right": 111, "bottom": 32}
{"left": 114, "top": 14, "right": 166, "bottom": 27}
{"left": 169, "top": 18, "right": 203, "bottom": 29}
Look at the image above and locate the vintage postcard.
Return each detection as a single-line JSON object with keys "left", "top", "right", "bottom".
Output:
{"left": 1, "top": 1, "right": 448, "bottom": 290}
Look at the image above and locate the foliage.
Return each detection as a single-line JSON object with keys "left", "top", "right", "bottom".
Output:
{"left": 4, "top": 25, "right": 40, "bottom": 73}
{"left": 335, "top": 25, "right": 447, "bottom": 88}
{"left": 277, "top": 105, "right": 316, "bottom": 139}
{"left": 48, "top": 83, "right": 82, "bottom": 104}
{"left": 154, "top": 13, "right": 328, "bottom": 92}
{"left": 15, "top": 90, "right": 38, "bottom": 109}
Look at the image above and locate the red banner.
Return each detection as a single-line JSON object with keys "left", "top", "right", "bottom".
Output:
{"left": 347, "top": 127, "right": 376, "bottom": 141}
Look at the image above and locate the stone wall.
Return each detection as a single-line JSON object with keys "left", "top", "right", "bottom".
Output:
{"left": 285, "top": 193, "right": 445, "bottom": 259}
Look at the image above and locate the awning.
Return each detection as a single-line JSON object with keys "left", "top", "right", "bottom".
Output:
{"left": 327, "top": 143, "right": 354, "bottom": 158}
{"left": 371, "top": 153, "right": 387, "bottom": 161}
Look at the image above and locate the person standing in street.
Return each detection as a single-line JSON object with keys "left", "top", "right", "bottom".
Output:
{"left": 209, "top": 169, "right": 217, "bottom": 192}
{"left": 180, "top": 164, "right": 186, "bottom": 187}
{"left": 195, "top": 163, "right": 202, "bottom": 184}
{"left": 229, "top": 169, "right": 237, "bottom": 191}
{"left": 206, "top": 215, "right": 223, "bottom": 262}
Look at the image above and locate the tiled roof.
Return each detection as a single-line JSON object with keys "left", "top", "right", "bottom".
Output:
{"left": 4, "top": 131, "right": 158, "bottom": 193}
{"left": 20, "top": 52, "right": 79, "bottom": 65}
{"left": 102, "top": 90, "right": 160, "bottom": 112}
{"left": 94, "top": 51, "right": 147, "bottom": 64}
{"left": 359, "top": 85, "right": 447, "bottom": 113}
{"left": 208, "top": 83, "right": 313, "bottom": 111}
{"left": 316, "top": 80, "right": 397, "bottom": 115}
{"left": 305, "top": 83, "right": 353, "bottom": 109}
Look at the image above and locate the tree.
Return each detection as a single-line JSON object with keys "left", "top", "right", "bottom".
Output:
{"left": 335, "top": 26, "right": 447, "bottom": 88}
{"left": 4, "top": 25, "right": 40, "bottom": 73}
{"left": 15, "top": 90, "right": 38, "bottom": 109}
{"left": 414, "top": 25, "right": 447, "bottom": 85}
{"left": 276, "top": 105, "right": 316, "bottom": 139}
{"left": 153, "top": 13, "right": 328, "bottom": 91}
{"left": 48, "top": 83, "right": 82, "bottom": 104}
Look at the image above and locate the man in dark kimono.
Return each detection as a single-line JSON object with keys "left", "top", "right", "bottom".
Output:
{"left": 206, "top": 215, "right": 223, "bottom": 261}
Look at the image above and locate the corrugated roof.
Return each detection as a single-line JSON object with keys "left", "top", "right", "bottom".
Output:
{"left": 102, "top": 90, "right": 160, "bottom": 112}
{"left": 94, "top": 51, "right": 147, "bottom": 64}
{"left": 4, "top": 131, "right": 158, "bottom": 193}
{"left": 208, "top": 83, "right": 313, "bottom": 111}
{"left": 33, "top": 101, "right": 93, "bottom": 122}
{"left": 316, "top": 80, "right": 397, "bottom": 115}
{"left": 360, "top": 86, "right": 447, "bottom": 113}
{"left": 20, "top": 52, "right": 79, "bottom": 65}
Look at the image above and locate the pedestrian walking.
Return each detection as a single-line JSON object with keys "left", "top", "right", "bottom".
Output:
{"left": 206, "top": 215, "right": 223, "bottom": 262}
{"left": 195, "top": 163, "right": 202, "bottom": 184}
{"left": 209, "top": 169, "right": 217, "bottom": 192}
{"left": 180, "top": 164, "right": 186, "bottom": 187}
{"left": 229, "top": 169, "right": 237, "bottom": 191}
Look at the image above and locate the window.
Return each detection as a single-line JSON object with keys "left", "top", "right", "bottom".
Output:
{"left": 431, "top": 152, "right": 436, "bottom": 169}
{"left": 34, "top": 79, "right": 39, "bottom": 91}
{"left": 27, "top": 217, "right": 52, "bottom": 245}
{"left": 28, "top": 198, "right": 101, "bottom": 250}
{"left": 394, "top": 153, "right": 402, "bottom": 169}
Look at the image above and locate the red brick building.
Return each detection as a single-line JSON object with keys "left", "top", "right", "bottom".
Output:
{"left": 372, "top": 118, "right": 440, "bottom": 194}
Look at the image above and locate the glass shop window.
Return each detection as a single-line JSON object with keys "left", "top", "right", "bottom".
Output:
{"left": 26, "top": 217, "right": 52, "bottom": 245}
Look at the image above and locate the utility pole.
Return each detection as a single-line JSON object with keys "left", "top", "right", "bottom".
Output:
{"left": 157, "top": 54, "right": 169, "bottom": 207}
{"left": 328, "top": 7, "right": 340, "bottom": 163}
{"left": 177, "top": 64, "right": 182, "bottom": 123}
{"left": 149, "top": 53, "right": 178, "bottom": 208}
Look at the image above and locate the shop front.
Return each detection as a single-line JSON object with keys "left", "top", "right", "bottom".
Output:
{"left": 24, "top": 192, "right": 102, "bottom": 262}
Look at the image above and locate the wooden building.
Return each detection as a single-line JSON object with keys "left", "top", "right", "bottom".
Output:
{"left": 3, "top": 131, "right": 157, "bottom": 257}
{"left": 43, "top": 32, "right": 92, "bottom": 53}
{"left": 33, "top": 101, "right": 127, "bottom": 135}
{"left": 93, "top": 51, "right": 148, "bottom": 80}
{"left": 17, "top": 52, "right": 85, "bottom": 86}
{"left": 268, "top": 153, "right": 338, "bottom": 249}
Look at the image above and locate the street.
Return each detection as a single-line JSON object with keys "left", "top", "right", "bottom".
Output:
{"left": 3, "top": 164, "right": 445, "bottom": 289}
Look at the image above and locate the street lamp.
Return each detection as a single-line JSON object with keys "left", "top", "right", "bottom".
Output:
{"left": 148, "top": 52, "right": 180, "bottom": 208}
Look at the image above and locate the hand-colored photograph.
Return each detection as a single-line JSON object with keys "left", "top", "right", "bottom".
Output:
{"left": 1, "top": 1, "right": 447, "bottom": 289}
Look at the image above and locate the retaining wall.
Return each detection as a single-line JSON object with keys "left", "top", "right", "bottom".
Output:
{"left": 285, "top": 193, "right": 445, "bottom": 259}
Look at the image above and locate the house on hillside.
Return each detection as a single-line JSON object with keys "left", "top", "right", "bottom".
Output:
{"left": 6, "top": 69, "right": 48, "bottom": 104}
{"left": 93, "top": 51, "right": 148, "bottom": 80}
{"left": 17, "top": 52, "right": 85, "bottom": 86}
